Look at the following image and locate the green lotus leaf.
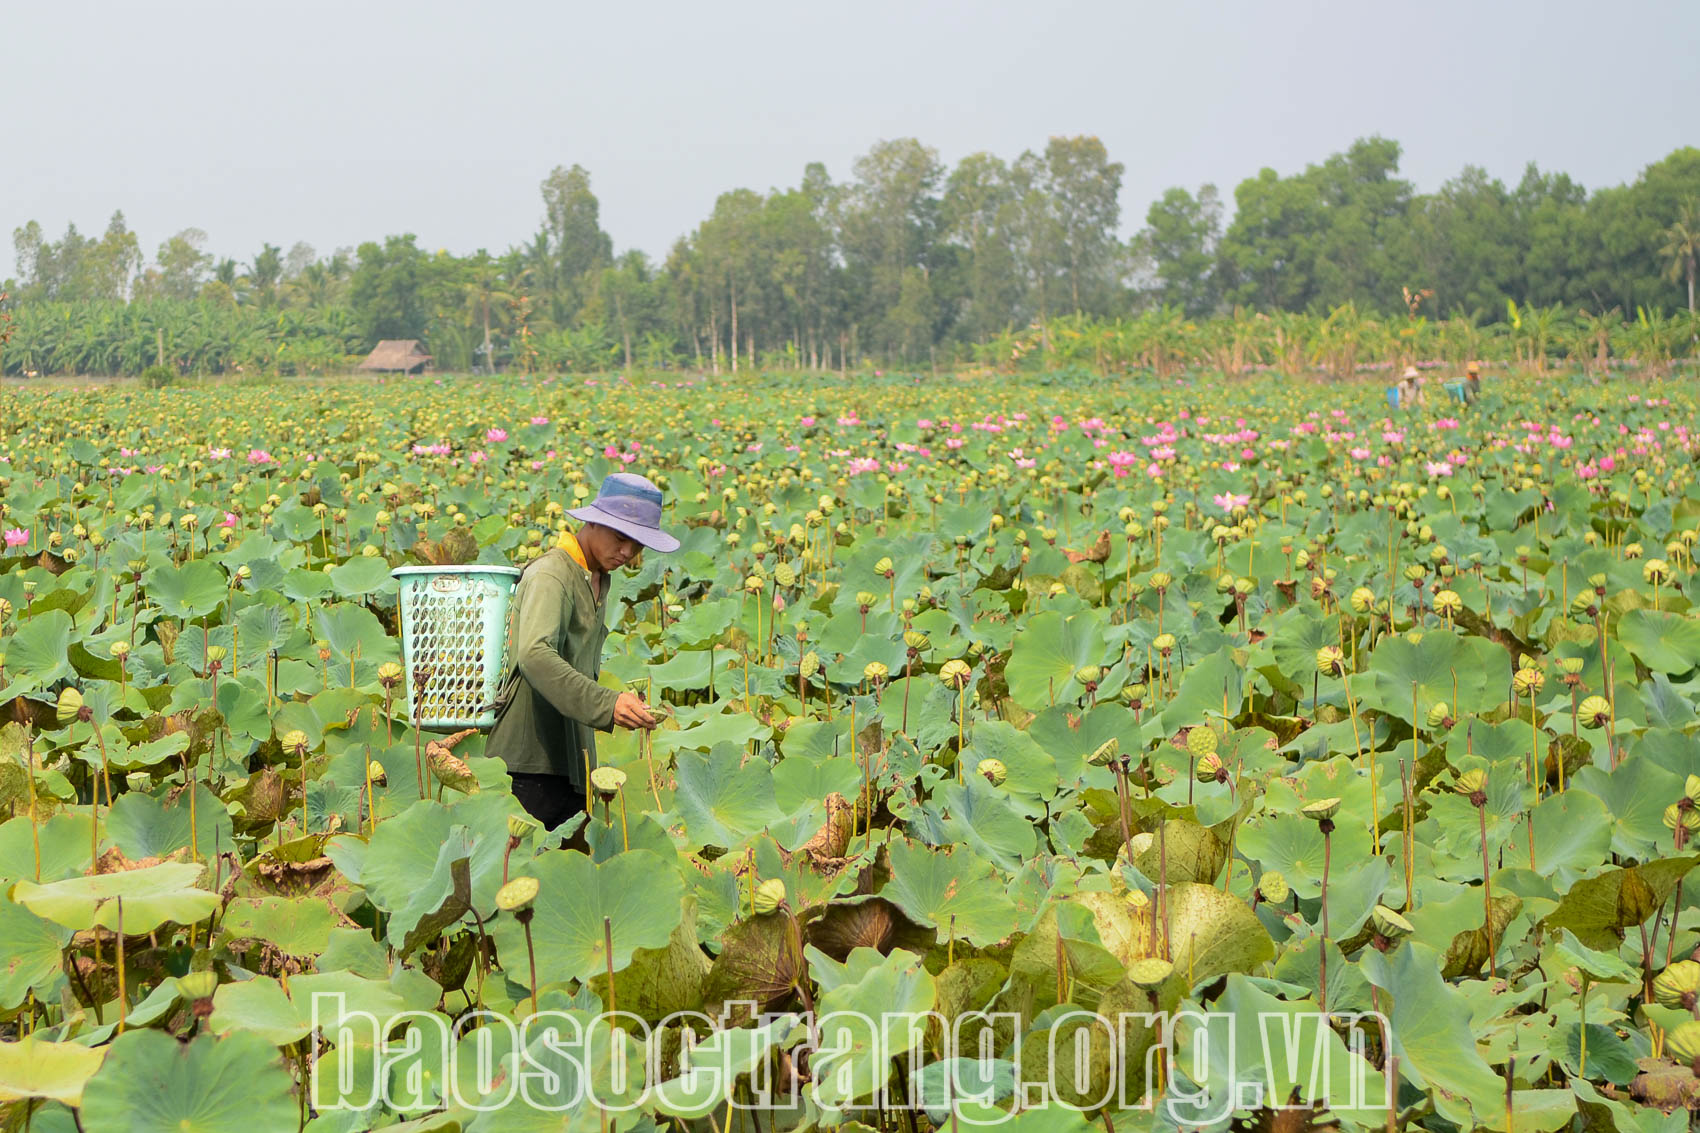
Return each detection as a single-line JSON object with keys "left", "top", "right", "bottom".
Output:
{"left": 0, "top": 1036, "right": 107, "bottom": 1106}
{"left": 1615, "top": 608, "right": 1700, "bottom": 674}
{"left": 881, "top": 839, "right": 1020, "bottom": 948}
{"left": 13, "top": 861, "right": 218, "bottom": 933}
{"left": 80, "top": 1029, "right": 296, "bottom": 1133}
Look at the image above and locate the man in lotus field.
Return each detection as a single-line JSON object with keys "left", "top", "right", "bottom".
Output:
{"left": 488, "top": 473, "right": 679, "bottom": 828}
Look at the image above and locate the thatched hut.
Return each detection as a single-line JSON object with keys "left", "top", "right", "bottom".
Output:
{"left": 359, "top": 340, "right": 433, "bottom": 374}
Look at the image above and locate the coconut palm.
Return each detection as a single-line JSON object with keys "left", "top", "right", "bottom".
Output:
{"left": 1660, "top": 199, "right": 1700, "bottom": 317}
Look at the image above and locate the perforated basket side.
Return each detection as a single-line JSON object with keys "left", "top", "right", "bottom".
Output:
{"left": 393, "top": 568, "right": 521, "bottom": 730}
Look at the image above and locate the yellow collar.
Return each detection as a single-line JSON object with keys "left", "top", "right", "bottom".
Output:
{"left": 559, "top": 530, "right": 589, "bottom": 572}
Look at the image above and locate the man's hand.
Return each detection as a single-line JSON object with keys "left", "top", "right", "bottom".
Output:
{"left": 612, "top": 691, "right": 658, "bottom": 730}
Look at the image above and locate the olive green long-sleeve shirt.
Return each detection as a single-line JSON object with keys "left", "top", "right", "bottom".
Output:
{"left": 487, "top": 547, "right": 621, "bottom": 784}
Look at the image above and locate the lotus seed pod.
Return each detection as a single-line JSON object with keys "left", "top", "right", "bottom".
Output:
{"left": 55, "top": 686, "right": 83, "bottom": 727}
{"left": 1511, "top": 667, "right": 1545, "bottom": 697}
{"left": 1371, "top": 905, "right": 1414, "bottom": 940}
{"left": 1194, "top": 752, "right": 1226, "bottom": 783}
{"left": 742, "top": 574, "right": 765, "bottom": 594}
{"left": 1186, "top": 726, "right": 1219, "bottom": 756}
{"left": 799, "top": 651, "right": 821, "bottom": 680}
{"left": 377, "top": 662, "right": 404, "bottom": 688}
{"left": 109, "top": 640, "right": 131, "bottom": 659}
{"left": 1654, "top": 960, "right": 1700, "bottom": 1007}
{"left": 1432, "top": 590, "right": 1462, "bottom": 616}
{"left": 903, "top": 630, "right": 930, "bottom": 652}
{"left": 1149, "top": 571, "right": 1173, "bottom": 590}
{"left": 367, "top": 761, "right": 387, "bottom": 785}
{"left": 495, "top": 876, "right": 539, "bottom": 912}
{"left": 1644, "top": 559, "right": 1671, "bottom": 584}
{"left": 1427, "top": 702, "right": 1452, "bottom": 729}
{"left": 590, "top": 766, "right": 627, "bottom": 797}
{"left": 1258, "top": 871, "right": 1290, "bottom": 903}
{"left": 752, "top": 878, "right": 787, "bottom": 916}
{"left": 1625, "top": 543, "right": 1644, "bottom": 560}
{"left": 977, "top": 758, "right": 1008, "bottom": 786}
{"left": 1314, "top": 646, "right": 1344, "bottom": 676}
{"left": 1048, "top": 581, "right": 1067, "bottom": 598}
{"left": 1153, "top": 633, "right": 1176, "bottom": 653}
{"left": 855, "top": 590, "right": 879, "bottom": 608}
{"left": 507, "top": 814, "right": 539, "bottom": 839}
{"left": 874, "top": 556, "right": 894, "bottom": 575}
{"left": 1075, "top": 665, "right": 1102, "bottom": 686}
{"left": 940, "top": 659, "right": 974, "bottom": 689}
{"left": 1123, "top": 683, "right": 1147, "bottom": 705}
{"left": 1664, "top": 1020, "right": 1700, "bottom": 1064}
{"left": 1128, "top": 958, "right": 1174, "bottom": 989}
{"left": 174, "top": 971, "right": 219, "bottom": 1001}
{"left": 1559, "top": 657, "right": 1585, "bottom": 676}
{"left": 1086, "top": 738, "right": 1120, "bottom": 767}
{"left": 862, "top": 661, "right": 889, "bottom": 683}
{"left": 1687, "top": 775, "right": 1700, "bottom": 806}
{"left": 203, "top": 645, "right": 227, "bottom": 664}
{"left": 1234, "top": 577, "right": 1255, "bottom": 596}
{"left": 1302, "top": 798, "right": 1341, "bottom": 822}
{"left": 1664, "top": 804, "right": 1700, "bottom": 833}
{"left": 1579, "top": 696, "right": 1611, "bottom": 726}
{"left": 1403, "top": 563, "right": 1427, "bottom": 582}
{"left": 1214, "top": 573, "right": 1235, "bottom": 593}
{"left": 281, "top": 729, "right": 309, "bottom": 757}
{"left": 773, "top": 562, "right": 796, "bottom": 588}
{"left": 1454, "top": 769, "right": 1488, "bottom": 796}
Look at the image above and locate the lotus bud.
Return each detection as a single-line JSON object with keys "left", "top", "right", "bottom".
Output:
{"left": 1258, "top": 871, "right": 1290, "bottom": 903}
{"left": 752, "top": 877, "right": 787, "bottom": 916}
{"left": 495, "top": 876, "right": 539, "bottom": 914}
{"left": 1301, "top": 798, "right": 1341, "bottom": 823}
{"left": 1653, "top": 960, "right": 1700, "bottom": 1008}
{"left": 282, "top": 730, "right": 310, "bottom": 758}
{"left": 1315, "top": 646, "right": 1344, "bottom": 677}
{"left": 1086, "top": 738, "right": 1120, "bottom": 767}
{"left": 1427, "top": 702, "right": 1453, "bottom": 730}
{"left": 977, "top": 758, "right": 1008, "bottom": 786}
{"left": 862, "top": 661, "right": 889, "bottom": 683}
{"left": 1512, "top": 667, "right": 1545, "bottom": 697}
{"left": 1578, "top": 696, "right": 1611, "bottom": 727}
{"left": 590, "top": 766, "right": 626, "bottom": 801}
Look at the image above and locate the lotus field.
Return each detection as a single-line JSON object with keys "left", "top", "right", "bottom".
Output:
{"left": 7, "top": 368, "right": 1700, "bottom": 1132}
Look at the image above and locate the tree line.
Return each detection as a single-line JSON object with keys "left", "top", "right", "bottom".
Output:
{"left": 3, "top": 136, "right": 1698, "bottom": 376}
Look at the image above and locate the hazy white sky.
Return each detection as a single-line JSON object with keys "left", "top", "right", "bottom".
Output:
{"left": 6, "top": 0, "right": 1697, "bottom": 268}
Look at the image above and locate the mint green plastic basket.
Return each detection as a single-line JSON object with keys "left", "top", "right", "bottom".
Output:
{"left": 391, "top": 565, "right": 522, "bottom": 730}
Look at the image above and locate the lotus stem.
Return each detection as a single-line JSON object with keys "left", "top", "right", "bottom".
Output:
{"left": 603, "top": 916, "right": 617, "bottom": 1017}
{"left": 114, "top": 897, "right": 126, "bottom": 1033}
{"left": 518, "top": 907, "right": 539, "bottom": 1017}
{"left": 1319, "top": 821, "right": 1332, "bottom": 1013}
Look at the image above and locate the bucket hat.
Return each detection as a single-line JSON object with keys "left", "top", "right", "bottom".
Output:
{"left": 568, "top": 473, "right": 680, "bottom": 552}
{"left": 1402, "top": 366, "right": 1420, "bottom": 379}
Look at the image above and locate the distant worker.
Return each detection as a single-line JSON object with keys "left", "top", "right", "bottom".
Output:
{"left": 1463, "top": 361, "right": 1482, "bottom": 404}
{"left": 1395, "top": 365, "right": 1425, "bottom": 408}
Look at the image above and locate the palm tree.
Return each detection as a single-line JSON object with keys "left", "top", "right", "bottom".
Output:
{"left": 1661, "top": 199, "right": 1700, "bottom": 317}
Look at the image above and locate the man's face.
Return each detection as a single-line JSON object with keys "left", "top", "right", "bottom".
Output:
{"left": 586, "top": 524, "right": 642, "bottom": 572}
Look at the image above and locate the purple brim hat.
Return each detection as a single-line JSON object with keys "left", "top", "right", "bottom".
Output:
{"left": 568, "top": 472, "right": 680, "bottom": 553}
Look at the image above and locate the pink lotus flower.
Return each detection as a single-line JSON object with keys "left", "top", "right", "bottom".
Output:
{"left": 1015, "top": 458, "right": 1036, "bottom": 469}
{"left": 247, "top": 449, "right": 275, "bottom": 465}
{"left": 208, "top": 447, "right": 230, "bottom": 459}
{"left": 221, "top": 511, "right": 238, "bottom": 528}
{"left": 1350, "top": 447, "right": 1371, "bottom": 461}
{"left": 946, "top": 438, "right": 965, "bottom": 450}
{"left": 529, "top": 416, "right": 549, "bottom": 425}
{"left": 485, "top": 428, "right": 508, "bottom": 443}
{"left": 800, "top": 416, "right": 817, "bottom": 427}
{"left": 3, "top": 528, "right": 28, "bottom": 548}
{"left": 1600, "top": 456, "right": 1616, "bottom": 472}
{"left": 916, "top": 418, "right": 934, "bottom": 429}
{"left": 1213, "top": 492, "right": 1249, "bottom": 513}
{"left": 1424, "top": 460, "right": 1453, "bottom": 476}
{"left": 469, "top": 451, "right": 487, "bottom": 464}
{"left": 846, "top": 457, "right": 881, "bottom": 476}
{"left": 1382, "top": 430, "right": 1405, "bottom": 444}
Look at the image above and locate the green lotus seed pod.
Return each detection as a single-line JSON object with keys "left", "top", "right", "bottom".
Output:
{"left": 1301, "top": 798, "right": 1341, "bottom": 822}
{"left": 1128, "top": 958, "right": 1174, "bottom": 989}
{"left": 1455, "top": 769, "right": 1488, "bottom": 796}
{"left": 874, "top": 556, "right": 894, "bottom": 575}
{"left": 1186, "top": 726, "right": 1219, "bottom": 756}
{"left": 590, "top": 766, "right": 627, "bottom": 797}
{"left": 1664, "top": 1020, "right": 1700, "bottom": 1063}
{"left": 1427, "top": 702, "right": 1452, "bottom": 729}
{"left": 977, "top": 758, "right": 1008, "bottom": 786}
{"left": 863, "top": 661, "right": 890, "bottom": 682}
{"left": 366, "top": 761, "right": 387, "bottom": 785}
{"left": 1654, "top": 960, "right": 1700, "bottom": 1007}
{"left": 1234, "top": 577, "right": 1255, "bottom": 596}
{"left": 1512, "top": 667, "right": 1545, "bottom": 697}
{"left": 281, "top": 730, "right": 309, "bottom": 757}
{"left": 903, "top": 630, "right": 930, "bottom": 652}
{"left": 55, "top": 686, "right": 84, "bottom": 727}
{"left": 1315, "top": 646, "right": 1343, "bottom": 676}
{"left": 940, "top": 659, "right": 973, "bottom": 689}
{"left": 1194, "top": 752, "right": 1225, "bottom": 783}
{"left": 773, "top": 562, "right": 796, "bottom": 588}
{"left": 1687, "top": 775, "right": 1700, "bottom": 806}
{"left": 1579, "top": 696, "right": 1612, "bottom": 726}
{"left": 1371, "top": 905, "right": 1414, "bottom": 940}
{"left": 1259, "top": 871, "right": 1290, "bottom": 903}
{"left": 507, "top": 814, "right": 539, "bottom": 839}
{"left": 1149, "top": 571, "right": 1173, "bottom": 590}
{"left": 495, "top": 876, "right": 539, "bottom": 912}
{"left": 203, "top": 646, "right": 227, "bottom": 664}
{"left": 752, "top": 878, "right": 787, "bottom": 916}
{"left": 744, "top": 574, "right": 766, "bottom": 594}
{"left": 1075, "top": 665, "right": 1101, "bottom": 685}
{"left": 1559, "top": 657, "right": 1585, "bottom": 676}
{"left": 1432, "top": 590, "right": 1462, "bottom": 616}
{"left": 174, "top": 971, "right": 219, "bottom": 1001}
{"left": 799, "top": 651, "right": 820, "bottom": 680}
{"left": 1153, "top": 633, "right": 1176, "bottom": 653}
{"left": 1086, "top": 738, "right": 1120, "bottom": 767}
